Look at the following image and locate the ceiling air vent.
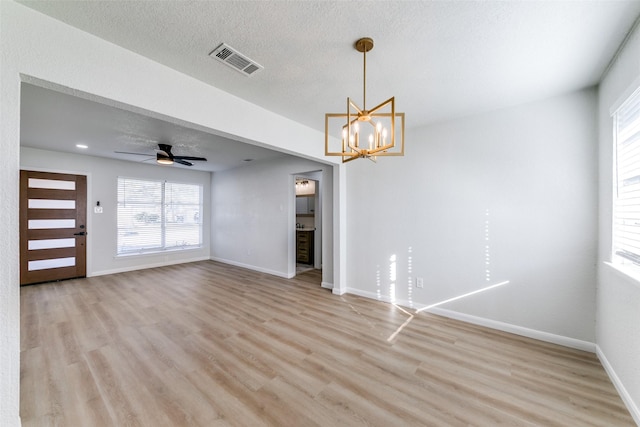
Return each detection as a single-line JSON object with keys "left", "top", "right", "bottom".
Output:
{"left": 209, "top": 43, "right": 264, "bottom": 77}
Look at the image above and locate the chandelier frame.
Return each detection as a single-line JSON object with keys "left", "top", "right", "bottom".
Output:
{"left": 325, "top": 37, "right": 405, "bottom": 163}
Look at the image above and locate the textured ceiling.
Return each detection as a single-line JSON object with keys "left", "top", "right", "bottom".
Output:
{"left": 17, "top": 0, "right": 640, "bottom": 169}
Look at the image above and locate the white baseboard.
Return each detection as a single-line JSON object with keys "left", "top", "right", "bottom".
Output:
{"left": 345, "top": 287, "right": 595, "bottom": 352}
{"left": 428, "top": 307, "right": 596, "bottom": 352}
{"left": 90, "top": 255, "right": 210, "bottom": 277}
{"left": 346, "top": 287, "right": 396, "bottom": 304}
{"left": 7, "top": 415, "right": 20, "bottom": 427}
{"left": 209, "top": 257, "right": 293, "bottom": 279}
{"left": 596, "top": 346, "right": 640, "bottom": 425}
{"left": 321, "top": 281, "right": 333, "bottom": 290}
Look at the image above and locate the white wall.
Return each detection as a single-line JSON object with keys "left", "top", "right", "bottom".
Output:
{"left": 347, "top": 89, "right": 599, "bottom": 345}
{"left": 597, "top": 19, "right": 640, "bottom": 422}
{"left": 211, "top": 156, "right": 333, "bottom": 281}
{"left": 0, "top": 3, "right": 340, "bottom": 425}
{"left": 21, "top": 147, "right": 212, "bottom": 275}
{"left": 0, "top": 2, "right": 21, "bottom": 424}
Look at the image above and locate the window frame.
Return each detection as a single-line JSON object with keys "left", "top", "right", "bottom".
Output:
{"left": 612, "top": 86, "right": 640, "bottom": 271}
{"left": 116, "top": 177, "right": 203, "bottom": 256}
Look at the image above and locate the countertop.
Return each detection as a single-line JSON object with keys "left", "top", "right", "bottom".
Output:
{"left": 296, "top": 228, "right": 315, "bottom": 232}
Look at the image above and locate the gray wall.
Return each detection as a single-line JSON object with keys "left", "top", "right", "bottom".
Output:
{"left": 346, "top": 89, "right": 599, "bottom": 344}
{"left": 210, "top": 156, "right": 333, "bottom": 282}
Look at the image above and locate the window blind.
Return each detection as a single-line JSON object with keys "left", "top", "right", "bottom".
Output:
{"left": 614, "top": 88, "right": 640, "bottom": 265}
{"left": 117, "top": 178, "right": 203, "bottom": 255}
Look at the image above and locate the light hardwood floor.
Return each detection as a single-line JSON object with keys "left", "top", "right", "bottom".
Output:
{"left": 21, "top": 261, "right": 635, "bottom": 426}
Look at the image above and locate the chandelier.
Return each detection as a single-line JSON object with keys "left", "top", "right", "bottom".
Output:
{"left": 325, "top": 37, "right": 405, "bottom": 163}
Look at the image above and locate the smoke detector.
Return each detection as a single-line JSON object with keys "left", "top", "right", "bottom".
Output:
{"left": 209, "top": 43, "right": 263, "bottom": 77}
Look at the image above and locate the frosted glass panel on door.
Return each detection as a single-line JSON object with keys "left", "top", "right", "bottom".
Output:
{"left": 28, "top": 178, "right": 75, "bottom": 190}
{"left": 28, "top": 238, "right": 76, "bottom": 250}
{"left": 28, "top": 199, "right": 76, "bottom": 209}
{"left": 28, "top": 257, "right": 76, "bottom": 271}
{"left": 28, "top": 219, "right": 76, "bottom": 229}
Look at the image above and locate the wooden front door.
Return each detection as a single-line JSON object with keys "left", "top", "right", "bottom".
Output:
{"left": 20, "top": 170, "right": 87, "bottom": 285}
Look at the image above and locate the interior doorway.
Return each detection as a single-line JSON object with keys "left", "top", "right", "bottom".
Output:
{"left": 20, "top": 170, "right": 87, "bottom": 285}
{"left": 294, "top": 173, "right": 321, "bottom": 276}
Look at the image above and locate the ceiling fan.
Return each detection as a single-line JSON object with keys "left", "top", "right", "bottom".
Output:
{"left": 116, "top": 143, "right": 207, "bottom": 166}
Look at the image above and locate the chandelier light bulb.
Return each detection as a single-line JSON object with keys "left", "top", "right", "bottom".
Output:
{"left": 342, "top": 128, "right": 347, "bottom": 151}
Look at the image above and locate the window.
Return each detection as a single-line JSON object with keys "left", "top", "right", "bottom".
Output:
{"left": 613, "top": 87, "right": 640, "bottom": 267}
{"left": 117, "top": 178, "right": 203, "bottom": 255}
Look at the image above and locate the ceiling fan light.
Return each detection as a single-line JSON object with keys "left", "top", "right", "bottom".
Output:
{"left": 156, "top": 154, "right": 173, "bottom": 165}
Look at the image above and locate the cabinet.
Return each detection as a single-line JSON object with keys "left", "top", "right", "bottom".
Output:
{"left": 296, "top": 230, "right": 314, "bottom": 264}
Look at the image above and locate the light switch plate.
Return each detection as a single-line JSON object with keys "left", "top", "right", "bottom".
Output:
{"left": 94, "top": 207, "right": 103, "bottom": 214}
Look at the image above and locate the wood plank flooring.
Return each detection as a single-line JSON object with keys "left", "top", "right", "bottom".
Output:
{"left": 20, "top": 260, "right": 635, "bottom": 426}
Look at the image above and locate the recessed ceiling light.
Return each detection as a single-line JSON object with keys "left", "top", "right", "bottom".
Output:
{"left": 76, "top": 144, "right": 88, "bottom": 149}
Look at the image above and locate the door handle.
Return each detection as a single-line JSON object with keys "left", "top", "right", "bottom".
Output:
{"left": 73, "top": 231, "right": 86, "bottom": 236}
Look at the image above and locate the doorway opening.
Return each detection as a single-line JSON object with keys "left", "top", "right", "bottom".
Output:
{"left": 294, "top": 173, "right": 321, "bottom": 277}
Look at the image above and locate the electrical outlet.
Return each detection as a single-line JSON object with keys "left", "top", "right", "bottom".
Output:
{"left": 416, "top": 277, "right": 424, "bottom": 288}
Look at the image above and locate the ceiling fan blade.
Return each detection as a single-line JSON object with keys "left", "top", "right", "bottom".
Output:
{"left": 114, "top": 151, "right": 153, "bottom": 156}
{"left": 174, "top": 156, "right": 207, "bottom": 161}
{"left": 174, "top": 159, "right": 193, "bottom": 166}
